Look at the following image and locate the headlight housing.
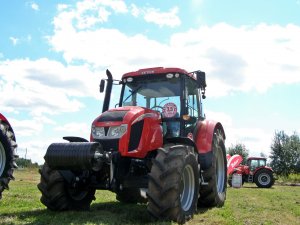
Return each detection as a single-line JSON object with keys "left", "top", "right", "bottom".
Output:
{"left": 107, "top": 125, "right": 127, "bottom": 138}
{"left": 91, "top": 125, "right": 127, "bottom": 139}
{"left": 91, "top": 126, "right": 105, "bottom": 139}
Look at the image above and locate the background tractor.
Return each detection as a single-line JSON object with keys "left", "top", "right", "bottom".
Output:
{"left": 228, "top": 156, "right": 275, "bottom": 188}
{"left": 0, "top": 113, "right": 18, "bottom": 199}
{"left": 38, "top": 67, "right": 227, "bottom": 224}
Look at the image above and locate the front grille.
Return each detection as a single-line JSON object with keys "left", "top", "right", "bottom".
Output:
{"left": 128, "top": 120, "right": 144, "bottom": 151}
{"left": 97, "top": 139, "right": 119, "bottom": 152}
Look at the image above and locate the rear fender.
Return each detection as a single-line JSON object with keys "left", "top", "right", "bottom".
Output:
{"left": 0, "top": 113, "right": 16, "bottom": 141}
{"left": 194, "top": 120, "right": 225, "bottom": 170}
{"left": 194, "top": 119, "right": 225, "bottom": 154}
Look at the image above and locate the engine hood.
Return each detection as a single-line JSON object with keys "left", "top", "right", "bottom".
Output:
{"left": 93, "top": 106, "right": 160, "bottom": 126}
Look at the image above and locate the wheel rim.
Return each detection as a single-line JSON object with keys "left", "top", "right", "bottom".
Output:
{"left": 180, "top": 165, "right": 195, "bottom": 211}
{"left": 0, "top": 142, "right": 6, "bottom": 177}
{"left": 258, "top": 173, "right": 270, "bottom": 185}
{"left": 216, "top": 147, "right": 225, "bottom": 193}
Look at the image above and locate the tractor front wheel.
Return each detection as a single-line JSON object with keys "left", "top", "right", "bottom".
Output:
{"left": 37, "top": 163, "right": 95, "bottom": 211}
{"left": 116, "top": 188, "right": 147, "bottom": 204}
{"left": 198, "top": 129, "right": 227, "bottom": 207}
{"left": 147, "top": 145, "right": 199, "bottom": 224}
{"left": 254, "top": 169, "right": 274, "bottom": 188}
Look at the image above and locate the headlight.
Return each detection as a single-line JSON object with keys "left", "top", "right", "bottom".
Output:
{"left": 107, "top": 125, "right": 127, "bottom": 138}
{"left": 91, "top": 126, "right": 105, "bottom": 139}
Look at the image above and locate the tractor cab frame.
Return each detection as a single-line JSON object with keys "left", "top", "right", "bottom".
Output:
{"left": 115, "top": 68, "right": 206, "bottom": 139}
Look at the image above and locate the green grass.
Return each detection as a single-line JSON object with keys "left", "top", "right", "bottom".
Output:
{"left": 0, "top": 169, "right": 299, "bottom": 225}
{"left": 276, "top": 173, "right": 300, "bottom": 184}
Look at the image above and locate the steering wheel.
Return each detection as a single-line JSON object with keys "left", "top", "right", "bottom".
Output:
{"left": 151, "top": 105, "right": 164, "bottom": 112}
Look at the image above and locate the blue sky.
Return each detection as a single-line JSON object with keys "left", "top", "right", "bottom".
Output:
{"left": 1, "top": 0, "right": 300, "bottom": 164}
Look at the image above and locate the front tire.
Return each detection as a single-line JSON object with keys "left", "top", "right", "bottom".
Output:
{"left": 147, "top": 145, "right": 199, "bottom": 224}
{"left": 0, "top": 122, "right": 17, "bottom": 199}
{"left": 254, "top": 169, "right": 274, "bottom": 188}
{"left": 37, "top": 164, "right": 95, "bottom": 211}
{"left": 198, "top": 130, "right": 227, "bottom": 207}
{"left": 116, "top": 188, "right": 147, "bottom": 204}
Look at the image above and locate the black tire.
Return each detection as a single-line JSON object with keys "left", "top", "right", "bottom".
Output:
{"left": 37, "top": 163, "right": 95, "bottom": 211}
{"left": 116, "top": 188, "right": 147, "bottom": 204}
{"left": 254, "top": 169, "right": 274, "bottom": 188}
{"left": 0, "top": 121, "right": 18, "bottom": 199}
{"left": 147, "top": 145, "right": 199, "bottom": 224}
{"left": 227, "top": 174, "right": 233, "bottom": 187}
{"left": 198, "top": 130, "right": 227, "bottom": 207}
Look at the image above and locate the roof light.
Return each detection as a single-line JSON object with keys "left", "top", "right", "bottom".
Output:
{"left": 127, "top": 77, "right": 133, "bottom": 82}
{"left": 166, "top": 73, "right": 174, "bottom": 78}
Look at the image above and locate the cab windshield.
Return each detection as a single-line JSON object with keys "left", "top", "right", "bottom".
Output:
{"left": 120, "top": 76, "right": 181, "bottom": 115}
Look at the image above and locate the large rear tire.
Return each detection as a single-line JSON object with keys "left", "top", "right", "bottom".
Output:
{"left": 0, "top": 121, "right": 17, "bottom": 199}
{"left": 254, "top": 169, "right": 274, "bottom": 188}
{"left": 116, "top": 188, "right": 147, "bottom": 204}
{"left": 198, "top": 130, "right": 227, "bottom": 207}
{"left": 147, "top": 145, "right": 199, "bottom": 224}
{"left": 37, "top": 163, "right": 95, "bottom": 211}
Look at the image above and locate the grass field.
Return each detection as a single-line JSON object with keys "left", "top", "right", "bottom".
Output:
{"left": 0, "top": 169, "right": 299, "bottom": 225}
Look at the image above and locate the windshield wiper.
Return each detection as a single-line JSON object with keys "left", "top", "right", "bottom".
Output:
{"left": 122, "top": 85, "right": 142, "bottom": 104}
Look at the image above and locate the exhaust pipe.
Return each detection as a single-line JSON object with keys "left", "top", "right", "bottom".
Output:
{"left": 102, "top": 69, "right": 113, "bottom": 113}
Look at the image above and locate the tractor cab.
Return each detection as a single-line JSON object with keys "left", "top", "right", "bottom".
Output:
{"left": 117, "top": 67, "right": 206, "bottom": 138}
{"left": 247, "top": 157, "right": 267, "bottom": 172}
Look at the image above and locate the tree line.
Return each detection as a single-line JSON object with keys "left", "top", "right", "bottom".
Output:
{"left": 227, "top": 130, "right": 300, "bottom": 176}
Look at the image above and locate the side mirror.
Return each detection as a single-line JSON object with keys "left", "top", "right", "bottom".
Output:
{"left": 196, "top": 71, "right": 206, "bottom": 99}
{"left": 99, "top": 79, "right": 105, "bottom": 93}
{"left": 196, "top": 71, "right": 206, "bottom": 89}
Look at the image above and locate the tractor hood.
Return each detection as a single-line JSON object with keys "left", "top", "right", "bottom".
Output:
{"left": 93, "top": 106, "right": 161, "bottom": 125}
{"left": 91, "top": 106, "right": 163, "bottom": 158}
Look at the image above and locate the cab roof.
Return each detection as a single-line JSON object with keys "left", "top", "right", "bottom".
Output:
{"left": 122, "top": 67, "right": 196, "bottom": 80}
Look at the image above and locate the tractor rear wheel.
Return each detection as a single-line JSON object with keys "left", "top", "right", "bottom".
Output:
{"left": 254, "top": 169, "right": 274, "bottom": 188}
{"left": 147, "top": 145, "right": 199, "bottom": 224}
{"left": 0, "top": 122, "right": 17, "bottom": 199}
{"left": 116, "top": 188, "right": 147, "bottom": 204}
{"left": 198, "top": 130, "right": 227, "bottom": 207}
{"left": 37, "top": 163, "right": 95, "bottom": 211}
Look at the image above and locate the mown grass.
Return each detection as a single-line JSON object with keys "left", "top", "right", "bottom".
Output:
{"left": 0, "top": 168, "right": 299, "bottom": 225}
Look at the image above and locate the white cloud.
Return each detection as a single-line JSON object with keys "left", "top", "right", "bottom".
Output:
{"left": 31, "top": 2, "right": 39, "bottom": 11}
{"left": 54, "top": 122, "right": 91, "bottom": 138}
{"left": 9, "top": 37, "right": 19, "bottom": 46}
{"left": 0, "top": 58, "right": 102, "bottom": 116}
{"left": 49, "top": 8, "right": 300, "bottom": 96}
{"left": 206, "top": 110, "right": 273, "bottom": 157}
{"left": 143, "top": 6, "right": 181, "bottom": 27}
{"left": 57, "top": 4, "right": 69, "bottom": 11}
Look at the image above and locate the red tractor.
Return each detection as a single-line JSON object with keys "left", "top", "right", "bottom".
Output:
{"left": 0, "top": 113, "right": 18, "bottom": 199}
{"left": 38, "top": 67, "right": 227, "bottom": 223}
{"left": 228, "top": 156, "right": 275, "bottom": 188}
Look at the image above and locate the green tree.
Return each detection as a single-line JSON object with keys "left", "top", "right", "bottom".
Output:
{"left": 227, "top": 143, "right": 249, "bottom": 164}
{"left": 270, "top": 131, "right": 300, "bottom": 176}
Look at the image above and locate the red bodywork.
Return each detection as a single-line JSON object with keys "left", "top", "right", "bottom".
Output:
{"left": 0, "top": 113, "right": 9, "bottom": 124}
{"left": 91, "top": 106, "right": 163, "bottom": 158}
{"left": 229, "top": 156, "right": 273, "bottom": 179}
{"left": 91, "top": 67, "right": 225, "bottom": 158}
{"left": 122, "top": 67, "right": 194, "bottom": 79}
{"left": 194, "top": 120, "right": 225, "bottom": 154}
